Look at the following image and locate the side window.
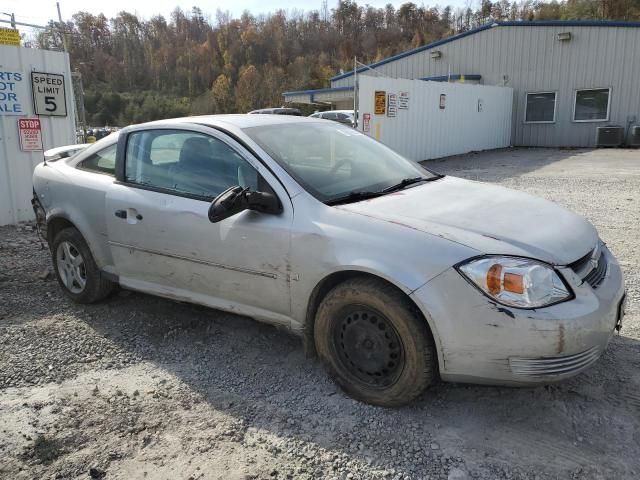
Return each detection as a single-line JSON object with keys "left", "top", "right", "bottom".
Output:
{"left": 124, "top": 129, "right": 259, "bottom": 198}
{"left": 323, "top": 112, "right": 338, "bottom": 120}
{"left": 79, "top": 144, "right": 117, "bottom": 175}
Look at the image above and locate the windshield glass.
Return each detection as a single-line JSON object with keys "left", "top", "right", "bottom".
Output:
{"left": 243, "top": 122, "right": 438, "bottom": 203}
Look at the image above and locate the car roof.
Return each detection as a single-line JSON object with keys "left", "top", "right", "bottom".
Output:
{"left": 136, "top": 114, "right": 326, "bottom": 130}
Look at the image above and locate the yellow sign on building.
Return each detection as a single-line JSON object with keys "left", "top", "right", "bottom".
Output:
{"left": 374, "top": 90, "right": 386, "bottom": 115}
{"left": 0, "top": 27, "right": 20, "bottom": 46}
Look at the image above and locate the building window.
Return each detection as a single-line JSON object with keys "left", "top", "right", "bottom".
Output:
{"left": 524, "top": 92, "right": 556, "bottom": 123}
{"left": 573, "top": 88, "right": 611, "bottom": 122}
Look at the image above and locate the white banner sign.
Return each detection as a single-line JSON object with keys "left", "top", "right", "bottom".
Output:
{"left": 0, "top": 70, "right": 28, "bottom": 115}
{"left": 387, "top": 93, "right": 397, "bottom": 117}
{"left": 399, "top": 91, "right": 409, "bottom": 110}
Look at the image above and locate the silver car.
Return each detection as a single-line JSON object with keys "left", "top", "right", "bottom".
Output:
{"left": 32, "top": 115, "right": 626, "bottom": 406}
{"left": 309, "top": 110, "right": 355, "bottom": 126}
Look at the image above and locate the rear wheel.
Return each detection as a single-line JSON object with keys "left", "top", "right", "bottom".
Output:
{"left": 52, "top": 227, "right": 114, "bottom": 303}
{"left": 314, "top": 277, "right": 437, "bottom": 407}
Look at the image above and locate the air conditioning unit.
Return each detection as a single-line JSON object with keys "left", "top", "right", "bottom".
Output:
{"left": 628, "top": 125, "right": 640, "bottom": 147}
{"left": 595, "top": 126, "right": 624, "bottom": 147}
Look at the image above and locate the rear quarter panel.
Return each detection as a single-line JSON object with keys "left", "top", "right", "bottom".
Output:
{"left": 33, "top": 161, "right": 115, "bottom": 270}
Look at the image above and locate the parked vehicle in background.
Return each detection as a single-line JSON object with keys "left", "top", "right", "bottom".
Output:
{"left": 309, "top": 110, "right": 355, "bottom": 126}
{"left": 44, "top": 144, "right": 89, "bottom": 162}
{"left": 248, "top": 107, "right": 302, "bottom": 116}
{"left": 32, "top": 115, "right": 625, "bottom": 407}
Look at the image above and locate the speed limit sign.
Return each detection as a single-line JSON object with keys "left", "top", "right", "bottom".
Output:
{"left": 31, "top": 72, "right": 67, "bottom": 117}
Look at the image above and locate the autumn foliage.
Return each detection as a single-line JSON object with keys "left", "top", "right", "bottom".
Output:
{"left": 34, "top": 0, "right": 640, "bottom": 125}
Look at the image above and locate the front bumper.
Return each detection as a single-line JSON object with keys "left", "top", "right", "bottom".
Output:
{"left": 411, "top": 245, "right": 625, "bottom": 385}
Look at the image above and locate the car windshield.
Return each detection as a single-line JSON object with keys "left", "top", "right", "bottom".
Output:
{"left": 243, "top": 122, "right": 440, "bottom": 204}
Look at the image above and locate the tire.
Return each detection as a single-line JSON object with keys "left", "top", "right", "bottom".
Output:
{"left": 51, "top": 227, "right": 114, "bottom": 303}
{"left": 314, "top": 277, "right": 436, "bottom": 407}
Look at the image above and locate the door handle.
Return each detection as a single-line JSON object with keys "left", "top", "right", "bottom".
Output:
{"left": 115, "top": 209, "right": 143, "bottom": 221}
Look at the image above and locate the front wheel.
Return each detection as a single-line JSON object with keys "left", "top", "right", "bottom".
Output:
{"left": 314, "top": 277, "right": 437, "bottom": 407}
{"left": 52, "top": 227, "right": 114, "bottom": 303}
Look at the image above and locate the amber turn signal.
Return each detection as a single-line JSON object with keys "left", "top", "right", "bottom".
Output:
{"left": 486, "top": 264, "right": 502, "bottom": 295}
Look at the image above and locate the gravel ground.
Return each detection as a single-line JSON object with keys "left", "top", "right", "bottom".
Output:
{"left": 1, "top": 147, "right": 638, "bottom": 480}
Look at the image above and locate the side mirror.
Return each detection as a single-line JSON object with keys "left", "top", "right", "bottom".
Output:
{"left": 208, "top": 186, "right": 282, "bottom": 223}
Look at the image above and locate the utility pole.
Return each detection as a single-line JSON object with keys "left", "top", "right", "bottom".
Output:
{"left": 353, "top": 56, "right": 358, "bottom": 128}
{"left": 321, "top": 0, "right": 329, "bottom": 23}
{"left": 0, "top": 12, "right": 17, "bottom": 28}
{"left": 71, "top": 71, "right": 88, "bottom": 142}
{"left": 56, "top": 2, "right": 67, "bottom": 52}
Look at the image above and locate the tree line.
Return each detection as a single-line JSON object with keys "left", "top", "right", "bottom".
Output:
{"left": 34, "top": 0, "right": 640, "bottom": 126}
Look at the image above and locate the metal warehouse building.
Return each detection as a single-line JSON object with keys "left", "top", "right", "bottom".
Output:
{"left": 284, "top": 20, "right": 640, "bottom": 148}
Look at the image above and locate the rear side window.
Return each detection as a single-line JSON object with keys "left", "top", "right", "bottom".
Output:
{"left": 323, "top": 112, "right": 337, "bottom": 120}
{"left": 79, "top": 144, "right": 117, "bottom": 175}
{"left": 124, "top": 129, "right": 259, "bottom": 199}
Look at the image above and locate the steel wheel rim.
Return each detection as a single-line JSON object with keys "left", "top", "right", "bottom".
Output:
{"left": 333, "top": 305, "right": 405, "bottom": 388}
{"left": 56, "top": 241, "right": 87, "bottom": 294}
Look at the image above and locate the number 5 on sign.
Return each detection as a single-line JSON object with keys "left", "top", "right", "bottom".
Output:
{"left": 31, "top": 72, "right": 67, "bottom": 117}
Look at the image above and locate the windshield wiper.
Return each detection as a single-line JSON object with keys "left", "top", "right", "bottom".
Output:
{"left": 326, "top": 174, "right": 444, "bottom": 206}
{"left": 381, "top": 175, "right": 442, "bottom": 193}
{"left": 326, "top": 190, "right": 387, "bottom": 206}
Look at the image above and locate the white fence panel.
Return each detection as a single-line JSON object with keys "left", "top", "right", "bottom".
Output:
{"left": 0, "top": 46, "right": 76, "bottom": 225}
{"left": 357, "top": 76, "right": 513, "bottom": 161}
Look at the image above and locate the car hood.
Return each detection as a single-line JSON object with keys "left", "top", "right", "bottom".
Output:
{"left": 338, "top": 176, "right": 597, "bottom": 265}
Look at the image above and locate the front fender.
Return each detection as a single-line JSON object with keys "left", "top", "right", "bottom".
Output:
{"left": 289, "top": 197, "right": 480, "bottom": 335}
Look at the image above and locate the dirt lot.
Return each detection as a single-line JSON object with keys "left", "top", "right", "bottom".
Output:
{"left": 1, "top": 147, "right": 638, "bottom": 480}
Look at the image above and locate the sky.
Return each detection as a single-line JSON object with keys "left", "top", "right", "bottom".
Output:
{"left": 5, "top": 0, "right": 474, "bottom": 30}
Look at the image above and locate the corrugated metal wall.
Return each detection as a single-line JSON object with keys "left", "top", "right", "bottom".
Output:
{"left": 0, "top": 46, "right": 76, "bottom": 225}
{"left": 358, "top": 76, "right": 512, "bottom": 160}
{"left": 335, "top": 25, "right": 640, "bottom": 147}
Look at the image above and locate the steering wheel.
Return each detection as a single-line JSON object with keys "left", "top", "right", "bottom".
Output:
{"left": 328, "top": 158, "right": 353, "bottom": 178}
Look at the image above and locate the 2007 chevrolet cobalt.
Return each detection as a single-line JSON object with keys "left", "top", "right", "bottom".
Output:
{"left": 32, "top": 115, "right": 626, "bottom": 406}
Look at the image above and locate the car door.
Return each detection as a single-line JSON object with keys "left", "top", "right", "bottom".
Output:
{"left": 105, "top": 124, "right": 294, "bottom": 322}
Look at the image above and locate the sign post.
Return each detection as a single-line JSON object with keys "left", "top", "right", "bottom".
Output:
{"left": 18, "top": 117, "right": 43, "bottom": 151}
{"left": 31, "top": 71, "right": 67, "bottom": 116}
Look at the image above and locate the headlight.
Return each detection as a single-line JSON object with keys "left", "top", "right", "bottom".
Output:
{"left": 457, "top": 256, "right": 572, "bottom": 308}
